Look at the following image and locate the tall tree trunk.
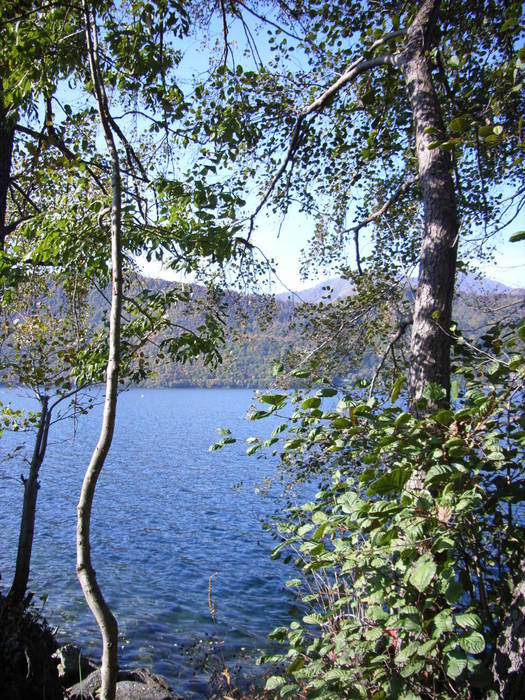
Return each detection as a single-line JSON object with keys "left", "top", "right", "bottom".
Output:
{"left": 8, "top": 397, "right": 51, "bottom": 605}
{"left": 402, "top": 0, "right": 459, "bottom": 405}
{"left": 0, "top": 82, "right": 15, "bottom": 251}
{"left": 76, "top": 5, "right": 122, "bottom": 699}
{"left": 492, "top": 559, "right": 525, "bottom": 698}
{"left": 403, "top": 5, "right": 525, "bottom": 694}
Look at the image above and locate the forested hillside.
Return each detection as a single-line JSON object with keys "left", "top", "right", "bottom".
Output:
{"left": 66, "top": 274, "right": 525, "bottom": 388}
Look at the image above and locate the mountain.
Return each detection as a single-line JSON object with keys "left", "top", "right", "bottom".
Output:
{"left": 3, "top": 273, "right": 523, "bottom": 390}
{"left": 128, "top": 272, "right": 524, "bottom": 388}
{"left": 277, "top": 272, "right": 518, "bottom": 305}
{"left": 276, "top": 277, "right": 354, "bottom": 304}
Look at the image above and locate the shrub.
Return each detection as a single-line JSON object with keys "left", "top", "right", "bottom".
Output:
{"left": 255, "top": 324, "right": 525, "bottom": 698}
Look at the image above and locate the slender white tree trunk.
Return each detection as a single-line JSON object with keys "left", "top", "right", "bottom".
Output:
{"left": 76, "top": 5, "right": 122, "bottom": 698}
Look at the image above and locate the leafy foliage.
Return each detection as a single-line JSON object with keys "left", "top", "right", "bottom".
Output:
{"left": 246, "top": 324, "right": 525, "bottom": 698}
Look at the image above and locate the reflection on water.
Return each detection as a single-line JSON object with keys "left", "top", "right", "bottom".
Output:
{"left": 0, "top": 387, "right": 298, "bottom": 698}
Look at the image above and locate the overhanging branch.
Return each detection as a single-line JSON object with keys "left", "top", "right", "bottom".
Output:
{"left": 247, "top": 37, "right": 404, "bottom": 233}
{"left": 345, "top": 175, "right": 419, "bottom": 236}
{"left": 368, "top": 318, "right": 412, "bottom": 400}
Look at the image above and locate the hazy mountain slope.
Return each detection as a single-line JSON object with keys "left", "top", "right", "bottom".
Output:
{"left": 3, "top": 274, "right": 523, "bottom": 389}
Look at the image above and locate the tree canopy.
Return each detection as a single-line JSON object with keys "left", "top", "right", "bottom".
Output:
{"left": 1, "top": 1, "right": 524, "bottom": 698}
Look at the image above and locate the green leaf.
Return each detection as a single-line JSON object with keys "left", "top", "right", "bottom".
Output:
{"left": 249, "top": 410, "right": 272, "bottom": 420}
{"left": 394, "top": 412, "right": 412, "bottom": 427}
{"left": 368, "top": 468, "right": 410, "bottom": 496}
{"left": 395, "top": 641, "right": 420, "bottom": 665}
{"left": 459, "top": 631, "right": 485, "bottom": 654}
{"left": 302, "top": 396, "right": 321, "bottom": 410}
{"left": 280, "top": 683, "right": 300, "bottom": 697}
{"left": 409, "top": 552, "right": 437, "bottom": 592}
{"left": 478, "top": 124, "right": 495, "bottom": 137}
{"left": 445, "top": 649, "right": 467, "bottom": 679}
{"left": 391, "top": 375, "right": 404, "bottom": 403}
{"left": 286, "top": 656, "right": 304, "bottom": 674}
{"left": 400, "top": 659, "right": 425, "bottom": 678}
{"left": 501, "top": 17, "right": 518, "bottom": 32}
{"left": 259, "top": 393, "right": 287, "bottom": 406}
{"left": 331, "top": 417, "right": 353, "bottom": 429}
{"left": 434, "top": 609, "right": 454, "bottom": 633}
{"left": 291, "top": 368, "right": 311, "bottom": 378}
{"left": 449, "top": 116, "right": 470, "bottom": 134}
{"left": 265, "top": 675, "right": 286, "bottom": 691}
{"left": 303, "top": 613, "right": 323, "bottom": 625}
{"left": 417, "top": 639, "right": 438, "bottom": 656}
{"left": 318, "top": 387, "right": 337, "bottom": 397}
{"left": 509, "top": 231, "right": 525, "bottom": 243}
{"left": 444, "top": 579, "right": 464, "bottom": 604}
{"left": 455, "top": 612, "right": 482, "bottom": 630}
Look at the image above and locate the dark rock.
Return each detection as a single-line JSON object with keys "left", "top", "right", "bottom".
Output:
{"left": 66, "top": 667, "right": 182, "bottom": 700}
{"left": 52, "top": 643, "right": 96, "bottom": 687}
{"left": 0, "top": 592, "right": 62, "bottom": 700}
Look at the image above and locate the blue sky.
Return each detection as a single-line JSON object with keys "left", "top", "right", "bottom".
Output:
{"left": 140, "top": 203, "right": 524, "bottom": 292}
{"left": 139, "top": 10, "right": 525, "bottom": 292}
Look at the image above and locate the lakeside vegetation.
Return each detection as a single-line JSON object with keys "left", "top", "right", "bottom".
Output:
{"left": 1, "top": 1, "right": 524, "bottom": 699}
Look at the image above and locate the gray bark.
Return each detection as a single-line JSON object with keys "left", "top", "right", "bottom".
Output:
{"left": 402, "top": 4, "right": 525, "bottom": 694}
{"left": 8, "top": 397, "right": 51, "bottom": 605}
{"left": 493, "top": 560, "right": 525, "bottom": 698}
{"left": 0, "top": 82, "right": 15, "bottom": 251}
{"left": 76, "top": 5, "right": 122, "bottom": 699}
{"left": 401, "top": 0, "right": 459, "bottom": 404}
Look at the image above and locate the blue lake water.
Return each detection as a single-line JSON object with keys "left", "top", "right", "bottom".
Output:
{"left": 0, "top": 387, "right": 299, "bottom": 697}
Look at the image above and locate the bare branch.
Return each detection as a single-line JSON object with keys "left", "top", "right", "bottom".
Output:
{"left": 235, "top": 0, "right": 308, "bottom": 44}
{"left": 247, "top": 115, "right": 304, "bottom": 237}
{"left": 9, "top": 180, "right": 42, "bottom": 213}
{"left": 304, "top": 53, "right": 398, "bottom": 116}
{"left": 345, "top": 175, "right": 419, "bottom": 236}
{"left": 368, "top": 319, "right": 411, "bottom": 400}
{"left": 219, "top": 0, "right": 231, "bottom": 67}
{"left": 247, "top": 42, "right": 403, "bottom": 232}
{"left": 353, "top": 229, "right": 363, "bottom": 276}
{"left": 14, "top": 123, "right": 108, "bottom": 194}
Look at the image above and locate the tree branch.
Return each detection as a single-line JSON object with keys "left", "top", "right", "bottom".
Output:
{"left": 247, "top": 41, "right": 403, "bottom": 233}
{"left": 14, "top": 123, "right": 107, "bottom": 194}
{"left": 344, "top": 175, "right": 419, "bottom": 246}
{"left": 368, "top": 319, "right": 412, "bottom": 400}
{"left": 303, "top": 53, "right": 399, "bottom": 116}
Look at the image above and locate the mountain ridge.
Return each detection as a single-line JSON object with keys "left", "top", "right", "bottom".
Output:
{"left": 275, "top": 272, "right": 522, "bottom": 305}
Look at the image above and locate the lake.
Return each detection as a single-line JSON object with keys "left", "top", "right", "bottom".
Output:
{"left": 0, "top": 387, "right": 300, "bottom": 698}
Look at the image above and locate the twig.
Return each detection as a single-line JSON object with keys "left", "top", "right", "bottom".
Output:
{"left": 368, "top": 319, "right": 411, "bottom": 400}
{"left": 208, "top": 572, "right": 218, "bottom": 623}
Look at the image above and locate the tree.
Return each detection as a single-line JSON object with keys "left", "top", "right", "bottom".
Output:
{"left": 194, "top": 0, "right": 522, "bottom": 401}
{"left": 2, "top": 2, "right": 246, "bottom": 697}
{"left": 201, "top": 0, "right": 525, "bottom": 695}
{"left": 74, "top": 6, "right": 123, "bottom": 697}
{"left": 1, "top": 270, "right": 94, "bottom": 606}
